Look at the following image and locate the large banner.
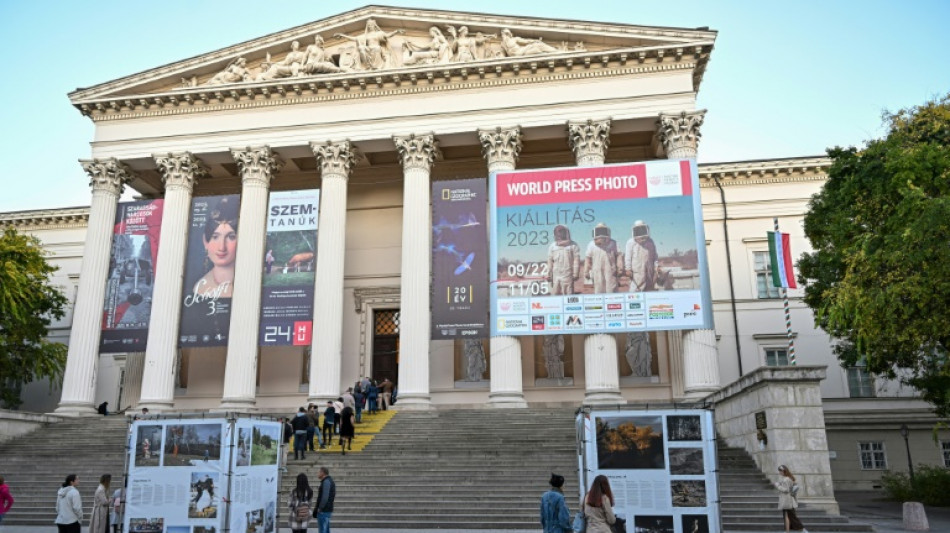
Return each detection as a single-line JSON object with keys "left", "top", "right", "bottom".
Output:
{"left": 489, "top": 159, "right": 712, "bottom": 336}
{"left": 431, "top": 179, "right": 489, "bottom": 339}
{"left": 259, "top": 190, "right": 319, "bottom": 346}
{"left": 180, "top": 195, "right": 240, "bottom": 348}
{"left": 229, "top": 419, "right": 281, "bottom": 533}
{"left": 101, "top": 200, "right": 164, "bottom": 353}
{"left": 126, "top": 419, "right": 230, "bottom": 533}
{"left": 577, "top": 409, "right": 720, "bottom": 533}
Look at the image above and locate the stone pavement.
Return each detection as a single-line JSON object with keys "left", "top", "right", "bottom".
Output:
{"left": 1, "top": 491, "right": 947, "bottom": 533}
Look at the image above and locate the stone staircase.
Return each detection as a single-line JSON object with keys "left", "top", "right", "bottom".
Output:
{"left": 0, "top": 409, "right": 875, "bottom": 531}
{"left": 717, "top": 445, "right": 872, "bottom": 532}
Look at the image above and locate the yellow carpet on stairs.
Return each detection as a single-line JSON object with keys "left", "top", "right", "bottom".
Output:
{"left": 311, "top": 409, "right": 397, "bottom": 453}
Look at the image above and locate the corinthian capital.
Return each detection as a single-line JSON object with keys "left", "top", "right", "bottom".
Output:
{"left": 311, "top": 140, "right": 358, "bottom": 177}
{"left": 231, "top": 146, "right": 283, "bottom": 187}
{"left": 478, "top": 127, "right": 522, "bottom": 169}
{"left": 393, "top": 133, "right": 440, "bottom": 171}
{"left": 80, "top": 158, "right": 135, "bottom": 196}
{"left": 152, "top": 152, "right": 208, "bottom": 192}
{"left": 656, "top": 110, "right": 706, "bottom": 159}
{"left": 567, "top": 119, "right": 611, "bottom": 166}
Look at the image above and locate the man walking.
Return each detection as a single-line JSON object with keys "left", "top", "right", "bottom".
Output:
{"left": 290, "top": 407, "right": 310, "bottom": 460}
{"left": 315, "top": 466, "right": 335, "bottom": 533}
{"left": 379, "top": 378, "right": 394, "bottom": 410}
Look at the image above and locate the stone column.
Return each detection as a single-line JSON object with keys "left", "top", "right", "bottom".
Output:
{"left": 393, "top": 134, "right": 440, "bottom": 409}
{"left": 307, "top": 141, "right": 357, "bottom": 404}
{"left": 122, "top": 352, "right": 145, "bottom": 410}
{"left": 138, "top": 153, "right": 206, "bottom": 411}
{"left": 220, "top": 147, "right": 283, "bottom": 410}
{"left": 55, "top": 159, "right": 133, "bottom": 415}
{"left": 567, "top": 119, "right": 626, "bottom": 405}
{"left": 656, "top": 110, "right": 721, "bottom": 398}
{"left": 479, "top": 127, "right": 528, "bottom": 408}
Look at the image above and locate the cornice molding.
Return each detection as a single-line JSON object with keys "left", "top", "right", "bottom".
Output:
{"left": 74, "top": 44, "right": 709, "bottom": 121}
{"left": 698, "top": 157, "right": 831, "bottom": 187}
{"left": 0, "top": 207, "right": 90, "bottom": 230}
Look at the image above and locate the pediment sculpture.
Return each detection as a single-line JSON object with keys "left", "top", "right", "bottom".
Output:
{"left": 200, "top": 18, "right": 586, "bottom": 87}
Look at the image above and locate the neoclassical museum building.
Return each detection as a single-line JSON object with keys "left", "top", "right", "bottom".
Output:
{"left": 4, "top": 6, "right": 948, "bottom": 489}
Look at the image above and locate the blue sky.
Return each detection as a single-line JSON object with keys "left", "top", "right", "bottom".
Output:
{"left": 1, "top": 0, "right": 947, "bottom": 212}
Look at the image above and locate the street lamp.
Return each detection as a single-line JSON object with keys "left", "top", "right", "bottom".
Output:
{"left": 899, "top": 423, "right": 915, "bottom": 484}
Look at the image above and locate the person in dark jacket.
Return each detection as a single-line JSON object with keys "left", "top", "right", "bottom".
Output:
{"left": 290, "top": 408, "right": 311, "bottom": 460}
{"left": 322, "top": 402, "right": 336, "bottom": 447}
{"left": 315, "top": 467, "right": 335, "bottom": 533}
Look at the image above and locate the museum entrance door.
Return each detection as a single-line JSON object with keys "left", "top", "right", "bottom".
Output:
{"left": 372, "top": 309, "right": 399, "bottom": 386}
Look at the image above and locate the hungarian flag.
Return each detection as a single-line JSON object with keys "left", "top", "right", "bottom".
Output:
{"left": 767, "top": 231, "right": 797, "bottom": 289}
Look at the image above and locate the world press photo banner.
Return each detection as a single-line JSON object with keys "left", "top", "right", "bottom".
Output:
{"left": 431, "top": 179, "right": 489, "bottom": 339}
{"left": 576, "top": 409, "right": 720, "bottom": 533}
{"left": 229, "top": 419, "right": 281, "bottom": 533}
{"left": 126, "top": 419, "right": 230, "bottom": 533}
{"left": 180, "top": 195, "right": 240, "bottom": 348}
{"left": 258, "top": 189, "right": 320, "bottom": 346}
{"left": 101, "top": 200, "right": 164, "bottom": 353}
{"left": 489, "top": 159, "right": 713, "bottom": 336}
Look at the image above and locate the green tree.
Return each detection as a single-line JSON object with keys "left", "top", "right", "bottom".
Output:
{"left": 0, "top": 227, "right": 69, "bottom": 408}
{"left": 799, "top": 94, "right": 950, "bottom": 416}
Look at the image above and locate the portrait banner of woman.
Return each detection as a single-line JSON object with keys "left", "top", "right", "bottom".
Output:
{"left": 179, "top": 195, "right": 241, "bottom": 347}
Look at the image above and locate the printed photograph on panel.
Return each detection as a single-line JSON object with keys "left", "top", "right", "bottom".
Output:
{"left": 129, "top": 518, "right": 164, "bottom": 533}
{"left": 633, "top": 515, "right": 674, "bottom": 533}
{"left": 236, "top": 428, "right": 251, "bottom": 467}
{"left": 245, "top": 508, "right": 264, "bottom": 533}
{"left": 667, "top": 415, "right": 703, "bottom": 441}
{"left": 669, "top": 447, "right": 705, "bottom": 475}
{"left": 194, "top": 527, "right": 216, "bottom": 533}
{"left": 671, "top": 480, "right": 707, "bottom": 507}
{"left": 164, "top": 424, "right": 222, "bottom": 466}
{"left": 595, "top": 415, "right": 665, "bottom": 469}
{"left": 166, "top": 526, "right": 190, "bottom": 533}
{"left": 681, "top": 514, "right": 710, "bottom": 533}
{"left": 251, "top": 424, "right": 280, "bottom": 466}
{"left": 264, "top": 501, "right": 276, "bottom": 533}
{"left": 188, "top": 472, "right": 219, "bottom": 519}
{"left": 134, "top": 425, "right": 163, "bottom": 467}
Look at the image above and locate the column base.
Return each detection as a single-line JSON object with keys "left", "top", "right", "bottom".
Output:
{"left": 53, "top": 402, "right": 98, "bottom": 417}
{"left": 683, "top": 385, "right": 720, "bottom": 400}
{"left": 306, "top": 396, "right": 336, "bottom": 407}
{"left": 136, "top": 399, "right": 176, "bottom": 412}
{"left": 488, "top": 392, "right": 528, "bottom": 408}
{"left": 218, "top": 397, "right": 257, "bottom": 411}
{"left": 392, "top": 394, "right": 432, "bottom": 410}
{"left": 583, "top": 389, "right": 626, "bottom": 406}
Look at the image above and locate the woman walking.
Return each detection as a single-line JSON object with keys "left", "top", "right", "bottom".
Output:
{"left": 339, "top": 405, "right": 355, "bottom": 455}
{"left": 583, "top": 475, "right": 617, "bottom": 533}
{"left": 55, "top": 474, "right": 83, "bottom": 533}
{"left": 288, "top": 473, "right": 313, "bottom": 533}
{"left": 775, "top": 465, "right": 807, "bottom": 532}
{"left": 90, "top": 474, "right": 112, "bottom": 533}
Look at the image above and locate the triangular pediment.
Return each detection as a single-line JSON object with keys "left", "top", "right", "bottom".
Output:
{"left": 70, "top": 5, "right": 716, "bottom": 117}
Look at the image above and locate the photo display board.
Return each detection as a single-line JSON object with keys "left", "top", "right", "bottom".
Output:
{"left": 489, "top": 159, "right": 713, "bottom": 336}
{"left": 229, "top": 420, "right": 282, "bottom": 533}
{"left": 101, "top": 200, "right": 164, "bottom": 353}
{"left": 431, "top": 178, "right": 489, "bottom": 339}
{"left": 576, "top": 409, "right": 720, "bottom": 533}
{"left": 258, "top": 189, "right": 320, "bottom": 346}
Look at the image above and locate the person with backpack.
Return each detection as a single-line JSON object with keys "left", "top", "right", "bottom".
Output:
{"left": 775, "top": 465, "right": 807, "bottom": 533}
{"left": 288, "top": 473, "right": 313, "bottom": 533}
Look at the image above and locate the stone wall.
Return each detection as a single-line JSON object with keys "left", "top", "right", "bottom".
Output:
{"left": 706, "top": 365, "right": 839, "bottom": 513}
{"left": 0, "top": 409, "right": 62, "bottom": 443}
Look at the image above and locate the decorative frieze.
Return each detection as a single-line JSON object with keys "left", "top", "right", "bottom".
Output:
{"left": 152, "top": 152, "right": 208, "bottom": 191}
{"left": 80, "top": 158, "right": 135, "bottom": 196}
{"left": 393, "top": 133, "right": 440, "bottom": 171}
{"left": 478, "top": 127, "right": 522, "bottom": 170}
{"left": 567, "top": 119, "right": 611, "bottom": 164}
{"left": 231, "top": 146, "right": 283, "bottom": 187}
{"left": 656, "top": 110, "right": 705, "bottom": 159}
{"left": 311, "top": 140, "right": 358, "bottom": 176}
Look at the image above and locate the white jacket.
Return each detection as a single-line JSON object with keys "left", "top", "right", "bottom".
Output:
{"left": 55, "top": 485, "right": 83, "bottom": 524}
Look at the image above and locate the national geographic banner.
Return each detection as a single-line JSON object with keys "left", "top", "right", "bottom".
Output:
{"left": 431, "top": 179, "right": 489, "bottom": 339}
{"left": 179, "top": 195, "right": 240, "bottom": 348}
{"left": 489, "top": 159, "right": 713, "bottom": 336}
{"left": 101, "top": 200, "right": 164, "bottom": 353}
{"left": 258, "top": 189, "right": 319, "bottom": 346}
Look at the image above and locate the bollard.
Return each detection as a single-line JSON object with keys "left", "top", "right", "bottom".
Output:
{"left": 902, "top": 501, "right": 929, "bottom": 531}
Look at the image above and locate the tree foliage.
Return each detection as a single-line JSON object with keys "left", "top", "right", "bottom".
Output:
{"left": 799, "top": 94, "right": 950, "bottom": 416}
{"left": 0, "top": 227, "right": 69, "bottom": 408}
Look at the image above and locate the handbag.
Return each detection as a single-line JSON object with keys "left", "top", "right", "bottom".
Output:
{"left": 572, "top": 510, "right": 586, "bottom": 532}
{"left": 610, "top": 516, "right": 626, "bottom": 533}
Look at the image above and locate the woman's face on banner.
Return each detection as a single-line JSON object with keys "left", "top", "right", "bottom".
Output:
{"left": 204, "top": 222, "right": 237, "bottom": 267}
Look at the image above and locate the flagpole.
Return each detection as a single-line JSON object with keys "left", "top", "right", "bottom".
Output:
{"left": 773, "top": 217, "right": 796, "bottom": 365}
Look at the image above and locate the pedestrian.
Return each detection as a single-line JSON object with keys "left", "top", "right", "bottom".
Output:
{"left": 110, "top": 483, "right": 124, "bottom": 533}
{"left": 583, "top": 475, "right": 617, "bottom": 533}
{"left": 307, "top": 404, "right": 324, "bottom": 450}
{"left": 291, "top": 407, "right": 310, "bottom": 460}
{"left": 540, "top": 473, "right": 572, "bottom": 533}
{"left": 360, "top": 376, "right": 370, "bottom": 392}
{"left": 339, "top": 405, "right": 355, "bottom": 455}
{"left": 288, "top": 473, "right": 313, "bottom": 533}
{"left": 0, "top": 474, "right": 14, "bottom": 525}
{"left": 90, "top": 474, "right": 112, "bottom": 533}
{"left": 322, "top": 401, "right": 336, "bottom": 447}
{"left": 775, "top": 465, "right": 807, "bottom": 533}
{"left": 315, "top": 467, "right": 335, "bottom": 533}
{"left": 279, "top": 417, "right": 292, "bottom": 469}
{"left": 353, "top": 386, "right": 365, "bottom": 423}
{"left": 332, "top": 398, "right": 344, "bottom": 439}
{"left": 97, "top": 402, "right": 109, "bottom": 416}
{"left": 55, "top": 474, "right": 83, "bottom": 533}
{"left": 366, "top": 381, "right": 379, "bottom": 414}
{"left": 380, "top": 378, "right": 394, "bottom": 410}
{"left": 342, "top": 388, "right": 355, "bottom": 411}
